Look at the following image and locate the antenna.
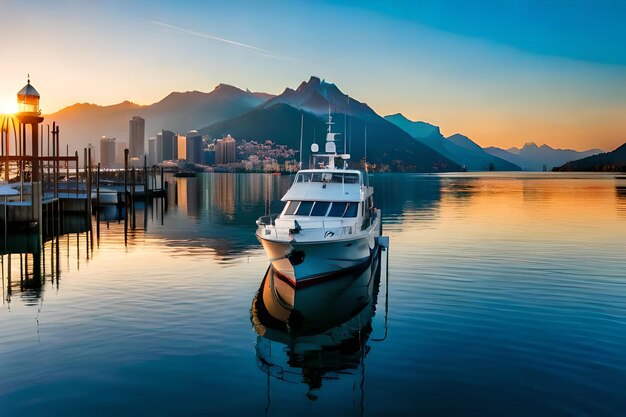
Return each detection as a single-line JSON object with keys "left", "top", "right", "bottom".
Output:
{"left": 344, "top": 95, "right": 348, "bottom": 154}
{"left": 299, "top": 113, "right": 303, "bottom": 169}
{"left": 364, "top": 125, "right": 370, "bottom": 188}
{"left": 349, "top": 110, "right": 352, "bottom": 154}
{"left": 327, "top": 103, "right": 333, "bottom": 133}
{"left": 364, "top": 125, "right": 368, "bottom": 173}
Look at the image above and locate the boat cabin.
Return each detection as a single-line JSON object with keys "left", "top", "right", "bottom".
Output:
{"left": 278, "top": 169, "right": 373, "bottom": 221}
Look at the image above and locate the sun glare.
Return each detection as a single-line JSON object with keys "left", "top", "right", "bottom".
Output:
{"left": 0, "top": 99, "right": 17, "bottom": 114}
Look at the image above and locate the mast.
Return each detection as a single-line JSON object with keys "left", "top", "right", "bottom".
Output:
{"left": 299, "top": 113, "right": 303, "bottom": 169}
{"left": 344, "top": 96, "right": 348, "bottom": 154}
{"left": 364, "top": 125, "right": 367, "bottom": 173}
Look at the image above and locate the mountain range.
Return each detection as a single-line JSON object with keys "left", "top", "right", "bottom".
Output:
{"left": 554, "top": 142, "right": 626, "bottom": 172}
{"left": 484, "top": 143, "right": 603, "bottom": 171}
{"left": 44, "top": 75, "right": 608, "bottom": 172}
{"left": 45, "top": 84, "right": 272, "bottom": 154}
{"left": 384, "top": 114, "right": 520, "bottom": 171}
{"left": 200, "top": 77, "right": 459, "bottom": 171}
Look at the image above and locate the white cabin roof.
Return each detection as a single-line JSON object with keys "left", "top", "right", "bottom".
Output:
{"left": 281, "top": 169, "right": 363, "bottom": 202}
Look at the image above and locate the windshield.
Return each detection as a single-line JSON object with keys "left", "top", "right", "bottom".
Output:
{"left": 295, "top": 172, "right": 360, "bottom": 184}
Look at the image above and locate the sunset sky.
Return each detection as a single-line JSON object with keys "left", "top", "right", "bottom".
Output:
{"left": 1, "top": 0, "right": 625, "bottom": 151}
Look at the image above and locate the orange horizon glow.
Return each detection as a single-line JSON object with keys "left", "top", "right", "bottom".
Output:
{"left": 0, "top": 98, "right": 17, "bottom": 115}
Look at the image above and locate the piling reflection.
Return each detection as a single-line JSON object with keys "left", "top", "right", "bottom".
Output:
{"left": 251, "top": 248, "right": 386, "bottom": 404}
{"left": 2, "top": 212, "right": 99, "bottom": 305}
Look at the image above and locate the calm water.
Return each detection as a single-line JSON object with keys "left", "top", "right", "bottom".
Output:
{"left": 1, "top": 172, "right": 625, "bottom": 417}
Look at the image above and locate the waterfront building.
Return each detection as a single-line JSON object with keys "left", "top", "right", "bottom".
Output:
{"left": 156, "top": 132, "right": 163, "bottom": 163}
{"left": 177, "top": 134, "right": 187, "bottom": 160}
{"left": 99, "top": 136, "right": 116, "bottom": 168}
{"left": 186, "top": 130, "right": 203, "bottom": 164}
{"left": 159, "top": 129, "right": 177, "bottom": 162}
{"left": 148, "top": 137, "right": 156, "bottom": 166}
{"left": 203, "top": 149, "right": 215, "bottom": 165}
{"left": 215, "top": 134, "right": 236, "bottom": 165}
{"left": 115, "top": 141, "right": 128, "bottom": 166}
{"left": 129, "top": 116, "right": 145, "bottom": 160}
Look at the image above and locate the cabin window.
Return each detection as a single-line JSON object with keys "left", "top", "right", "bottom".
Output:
{"left": 310, "top": 173, "right": 323, "bottom": 182}
{"left": 284, "top": 201, "right": 299, "bottom": 215}
{"left": 311, "top": 201, "right": 330, "bottom": 216}
{"left": 344, "top": 173, "right": 359, "bottom": 184}
{"left": 343, "top": 202, "right": 359, "bottom": 218}
{"left": 295, "top": 201, "right": 314, "bottom": 216}
{"left": 328, "top": 202, "right": 348, "bottom": 217}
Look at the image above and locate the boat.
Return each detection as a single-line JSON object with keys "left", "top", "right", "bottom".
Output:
{"left": 91, "top": 188, "right": 119, "bottom": 205}
{"left": 251, "top": 251, "right": 382, "bottom": 393}
{"left": 255, "top": 112, "right": 382, "bottom": 289}
{"left": 174, "top": 171, "right": 196, "bottom": 178}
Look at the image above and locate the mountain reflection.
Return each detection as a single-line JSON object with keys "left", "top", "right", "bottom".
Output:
{"left": 251, "top": 249, "right": 386, "bottom": 402}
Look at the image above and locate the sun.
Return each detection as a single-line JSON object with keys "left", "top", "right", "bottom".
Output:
{"left": 0, "top": 98, "right": 17, "bottom": 114}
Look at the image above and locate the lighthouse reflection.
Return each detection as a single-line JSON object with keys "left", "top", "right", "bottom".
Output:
{"left": 251, "top": 248, "right": 386, "bottom": 399}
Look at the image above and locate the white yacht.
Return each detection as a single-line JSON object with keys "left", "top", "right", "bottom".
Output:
{"left": 256, "top": 114, "right": 382, "bottom": 289}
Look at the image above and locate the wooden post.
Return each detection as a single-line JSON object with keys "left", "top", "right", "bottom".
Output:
{"left": 82, "top": 148, "right": 86, "bottom": 198}
{"left": 47, "top": 125, "right": 50, "bottom": 194}
{"left": 66, "top": 145, "right": 69, "bottom": 195}
{"left": 143, "top": 156, "right": 148, "bottom": 230}
{"left": 96, "top": 163, "right": 100, "bottom": 241}
{"left": 76, "top": 151, "right": 80, "bottom": 197}
{"left": 87, "top": 147, "right": 93, "bottom": 251}
{"left": 131, "top": 168, "right": 136, "bottom": 230}
{"left": 53, "top": 123, "right": 58, "bottom": 199}
{"left": 87, "top": 147, "right": 93, "bottom": 221}
{"left": 124, "top": 149, "right": 128, "bottom": 245}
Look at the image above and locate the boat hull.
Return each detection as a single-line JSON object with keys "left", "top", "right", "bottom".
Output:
{"left": 257, "top": 220, "right": 380, "bottom": 289}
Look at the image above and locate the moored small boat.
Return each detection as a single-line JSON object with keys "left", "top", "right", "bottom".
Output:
{"left": 256, "top": 111, "right": 381, "bottom": 290}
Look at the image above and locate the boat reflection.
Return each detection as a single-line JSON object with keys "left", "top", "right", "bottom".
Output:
{"left": 251, "top": 248, "right": 386, "bottom": 399}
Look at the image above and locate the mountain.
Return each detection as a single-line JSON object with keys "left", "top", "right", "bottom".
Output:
{"left": 261, "top": 76, "right": 379, "bottom": 119}
{"left": 385, "top": 114, "right": 520, "bottom": 171}
{"left": 483, "top": 147, "right": 529, "bottom": 169}
{"left": 200, "top": 100, "right": 460, "bottom": 172}
{"left": 554, "top": 142, "right": 626, "bottom": 172}
{"left": 45, "top": 84, "right": 274, "bottom": 158}
{"left": 200, "top": 78, "right": 461, "bottom": 172}
{"left": 384, "top": 114, "right": 444, "bottom": 152}
{"left": 484, "top": 142, "right": 603, "bottom": 171}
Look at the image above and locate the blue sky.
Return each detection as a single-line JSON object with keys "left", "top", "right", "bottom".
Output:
{"left": 1, "top": 0, "right": 625, "bottom": 150}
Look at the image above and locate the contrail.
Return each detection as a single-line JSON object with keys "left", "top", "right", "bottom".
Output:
{"left": 150, "top": 20, "right": 274, "bottom": 55}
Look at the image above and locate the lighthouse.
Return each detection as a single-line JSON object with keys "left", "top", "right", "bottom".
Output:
{"left": 15, "top": 76, "right": 44, "bottom": 234}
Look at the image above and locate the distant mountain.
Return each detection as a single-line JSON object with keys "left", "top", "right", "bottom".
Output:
{"left": 261, "top": 76, "right": 379, "bottom": 119}
{"left": 484, "top": 142, "right": 603, "bottom": 171}
{"left": 384, "top": 114, "right": 444, "bottom": 152}
{"left": 45, "top": 84, "right": 274, "bottom": 159}
{"left": 200, "top": 100, "right": 460, "bottom": 172}
{"left": 483, "top": 147, "right": 528, "bottom": 169}
{"left": 385, "top": 114, "right": 520, "bottom": 171}
{"left": 554, "top": 142, "right": 626, "bottom": 172}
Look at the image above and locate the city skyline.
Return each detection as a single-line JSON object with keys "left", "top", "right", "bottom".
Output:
{"left": 1, "top": 0, "right": 625, "bottom": 151}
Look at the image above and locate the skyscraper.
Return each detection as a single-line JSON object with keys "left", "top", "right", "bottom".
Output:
{"left": 156, "top": 132, "right": 163, "bottom": 163}
{"left": 186, "top": 130, "right": 203, "bottom": 164}
{"left": 215, "top": 134, "right": 236, "bottom": 165}
{"left": 159, "top": 129, "right": 177, "bottom": 162}
{"left": 148, "top": 137, "right": 156, "bottom": 166}
{"left": 99, "top": 136, "right": 116, "bottom": 168}
{"left": 129, "top": 116, "right": 145, "bottom": 159}
{"left": 115, "top": 141, "right": 128, "bottom": 166}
